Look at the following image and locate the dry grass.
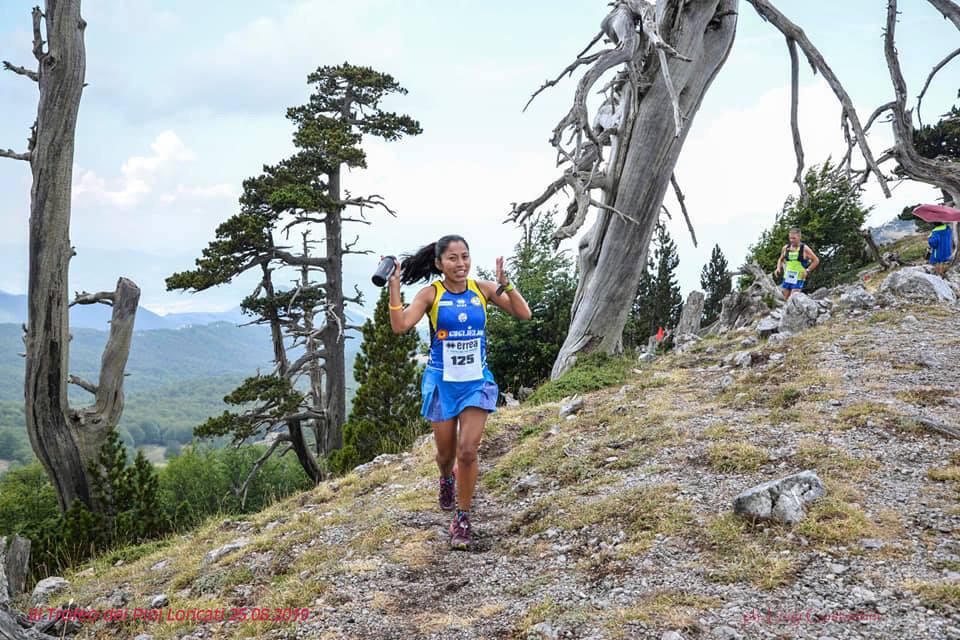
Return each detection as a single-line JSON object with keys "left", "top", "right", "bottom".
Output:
{"left": 794, "top": 481, "right": 879, "bottom": 547}
{"left": 791, "top": 439, "right": 881, "bottom": 479}
{"left": 928, "top": 466, "right": 960, "bottom": 483}
{"left": 608, "top": 590, "right": 721, "bottom": 636}
{"left": 896, "top": 387, "right": 954, "bottom": 407}
{"left": 699, "top": 513, "right": 796, "bottom": 590}
{"left": 707, "top": 442, "right": 769, "bottom": 473}
{"left": 903, "top": 580, "right": 960, "bottom": 610}
{"left": 837, "top": 402, "right": 897, "bottom": 430}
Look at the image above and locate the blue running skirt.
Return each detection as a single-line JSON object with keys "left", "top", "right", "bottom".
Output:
{"left": 420, "top": 367, "right": 498, "bottom": 422}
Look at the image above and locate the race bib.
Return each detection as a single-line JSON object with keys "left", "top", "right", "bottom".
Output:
{"left": 442, "top": 339, "right": 482, "bottom": 381}
{"left": 784, "top": 269, "right": 800, "bottom": 284}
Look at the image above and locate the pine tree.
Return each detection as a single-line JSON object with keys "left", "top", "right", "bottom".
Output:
{"left": 329, "top": 288, "right": 425, "bottom": 474}
{"left": 167, "top": 63, "right": 421, "bottom": 484}
{"left": 482, "top": 211, "right": 577, "bottom": 391}
{"left": 747, "top": 161, "right": 871, "bottom": 289}
{"left": 624, "top": 222, "right": 682, "bottom": 348}
{"left": 623, "top": 257, "right": 655, "bottom": 349}
{"left": 700, "top": 244, "right": 731, "bottom": 326}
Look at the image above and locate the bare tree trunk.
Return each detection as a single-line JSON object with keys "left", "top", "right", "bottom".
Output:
{"left": 323, "top": 166, "right": 347, "bottom": 453}
{"left": 259, "top": 261, "right": 322, "bottom": 482}
{"left": 1, "top": 1, "right": 141, "bottom": 513}
{"left": 860, "top": 228, "right": 892, "bottom": 269}
{"left": 300, "top": 234, "right": 326, "bottom": 457}
{"left": 552, "top": 0, "right": 738, "bottom": 377}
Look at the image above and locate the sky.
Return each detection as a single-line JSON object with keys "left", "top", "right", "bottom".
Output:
{"left": 0, "top": 0, "right": 956, "bottom": 315}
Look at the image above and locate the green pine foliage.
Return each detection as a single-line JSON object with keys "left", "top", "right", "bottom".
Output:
{"left": 700, "top": 244, "right": 731, "bottom": 326}
{"left": 914, "top": 105, "right": 959, "bottom": 161}
{"left": 330, "top": 289, "right": 426, "bottom": 474}
{"left": 899, "top": 106, "right": 958, "bottom": 231}
{"left": 624, "top": 221, "right": 682, "bottom": 349}
{"left": 481, "top": 212, "right": 577, "bottom": 392}
{"left": 166, "top": 63, "right": 421, "bottom": 474}
{"left": 746, "top": 161, "right": 871, "bottom": 290}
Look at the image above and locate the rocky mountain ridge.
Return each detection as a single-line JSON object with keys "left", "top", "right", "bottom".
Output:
{"left": 3, "top": 263, "right": 960, "bottom": 640}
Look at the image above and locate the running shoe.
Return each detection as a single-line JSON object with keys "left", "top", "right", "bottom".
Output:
{"left": 439, "top": 472, "right": 456, "bottom": 511}
{"left": 449, "top": 511, "right": 471, "bottom": 550}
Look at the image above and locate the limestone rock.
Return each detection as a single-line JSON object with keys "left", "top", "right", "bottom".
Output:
{"left": 879, "top": 267, "right": 956, "bottom": 303}
{"left": 31, "top": 576, "right": 69, "bottom": 606}
{"left": 528, "top": 620, "right": 559, "bottom": 639}
{"left": 768, "top": 333, "right": 790, "bottom": 345}
{"left": 559, "top": 397, "right": 584, "bottom": 418}
{"left": 676, "top": 290, "right": 705, "bottom": 336}
{"left": 778, "top": 292, "right": 819, "bottom": 334}
{"left": 0, "top": 535, "right": 30, "bottom": 602}
{"left": 202, "top": 538, "right": 250, "bottom": 566}
{"left": 839, "top": 285, "right": 875, "bottom": 310}
{"left": 717, "top": 291, "right": 769, "bottom": 332}
{"left": 756, "top": 315, "right": 779, "bottom": 338}
{"left": 733, "top": 470, "right": 826, "bottom": 524}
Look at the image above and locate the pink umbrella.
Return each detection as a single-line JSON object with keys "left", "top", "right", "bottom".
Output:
{"left": 913, "top": 204, "right": 960, "bottom": 223}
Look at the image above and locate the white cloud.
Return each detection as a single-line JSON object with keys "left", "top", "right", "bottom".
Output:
{"left": 664, "top": 79, "right": 939, "bottom": 294}
{"left": 160, "top": 183, "right": 238, "bottom": 203}
{"left": 73, "top": 131, "right": 239, "bottom": 209}
{"left": 73, "top": 130, "right": 194, "bottom": 207}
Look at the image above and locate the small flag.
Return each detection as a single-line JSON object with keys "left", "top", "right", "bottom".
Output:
{"left": 863, "top": 274, "right": 871, "bottom": 282}
{"left": 656, "top": 327, "right": 665, "bottom": 342}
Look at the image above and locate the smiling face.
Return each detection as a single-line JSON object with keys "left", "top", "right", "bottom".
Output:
{"left": 435, "top": 240, "right": 471, "bottom": 286}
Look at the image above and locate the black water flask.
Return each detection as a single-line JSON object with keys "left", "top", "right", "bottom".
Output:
{"left": 371, "top": 255, "right": 397, "bottom": 287}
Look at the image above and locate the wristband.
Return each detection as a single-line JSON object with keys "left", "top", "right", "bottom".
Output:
{"left": 496, "top": 282, "right": 514, "bottom": 296}
{"left": 389, "top": 304, "right": 403, "bottom": 311}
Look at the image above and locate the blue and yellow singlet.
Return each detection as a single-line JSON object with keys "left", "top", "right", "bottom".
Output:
{"left": 420, "top": 279, "right": 498, "bottom": 422}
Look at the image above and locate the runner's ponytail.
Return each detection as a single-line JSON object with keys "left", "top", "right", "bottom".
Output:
{"left": 400, "top": 235, "right": 469, "bottom": 284}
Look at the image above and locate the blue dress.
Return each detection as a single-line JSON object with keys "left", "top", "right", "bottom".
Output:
{"left": 420, "top": 279, "right": 498, "bottom": 422}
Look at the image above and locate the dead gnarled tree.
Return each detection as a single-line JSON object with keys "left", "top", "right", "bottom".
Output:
{"left": 514, "top": 0, "right": 960, "bottom": 377}
{"left": 1, "top": 1, "right": 139, "bottom": 513}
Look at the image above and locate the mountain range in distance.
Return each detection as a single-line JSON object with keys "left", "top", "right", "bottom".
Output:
{"left": 0, "top": 291, "right": 369, "bottom": 331}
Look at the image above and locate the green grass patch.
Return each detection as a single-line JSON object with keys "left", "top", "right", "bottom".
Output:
{"left": 512, "top": 484, "right": 693, "bottom": 548}
{"left": 791, "top": 439, "right": 880, "bottom": 478}
{"left": 610, "top": 590, "right": 721, "bottom": 635}
{"left": 794, "top": 482, "right": 877, "bottom": 546}
{"left": 837, "top": 402, "right": 895, "bottom": 430}
{"left": 896, "top": 387, "right": 953, "bottom": 407}
{"left": 700, "top": 513, "right": 796, "bottom": 590}
{"left": 707, "top": 443, "right": 769, "bottom": 473}
{"left": 527, "top": 353, "right": 633, "bottom": 404}
{"left": 769, "top": 387, "right": 803, "bottom": 409}
{"left": 903, "top": 580, "right": 960, "bottom": 610}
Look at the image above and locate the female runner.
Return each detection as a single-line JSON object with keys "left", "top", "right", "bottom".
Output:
{"left": 388, "top": 235, "right": 531, "bottom": 550}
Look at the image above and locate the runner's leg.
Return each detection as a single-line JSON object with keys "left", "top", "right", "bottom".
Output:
{"left": 455, "top": 407, "right": 488, "bottom": 512}
{"left": 433, "top": 419, "right": 457, "bottom": 477}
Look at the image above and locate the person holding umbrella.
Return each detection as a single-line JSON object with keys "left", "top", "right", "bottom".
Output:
{"left": 913, "top": 204, "right": 959, "bottom": 278}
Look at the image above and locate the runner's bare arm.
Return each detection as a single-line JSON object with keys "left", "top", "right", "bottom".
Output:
{"left": 804, "top": 245, "right": 820, "bottom": 273}
{"left": 389, "top": 266, "right": 435, "bottom": 333}
{"left": 775, "top": 245, "right": 787, "bottom": 275}
{"left": 479, "top": 280, "right": 532, "bottom": 320}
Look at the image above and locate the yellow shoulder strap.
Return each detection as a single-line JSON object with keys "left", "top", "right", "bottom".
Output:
{"left": 428, "top": 280, "right": 445, "bottom": 333}
{"left": 467, "top": 279, "right": 487, "bottom": 321}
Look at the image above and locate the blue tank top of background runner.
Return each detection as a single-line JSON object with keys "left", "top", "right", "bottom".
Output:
{"left": 426, "top": 279, "right": 488, "bottom": 380}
